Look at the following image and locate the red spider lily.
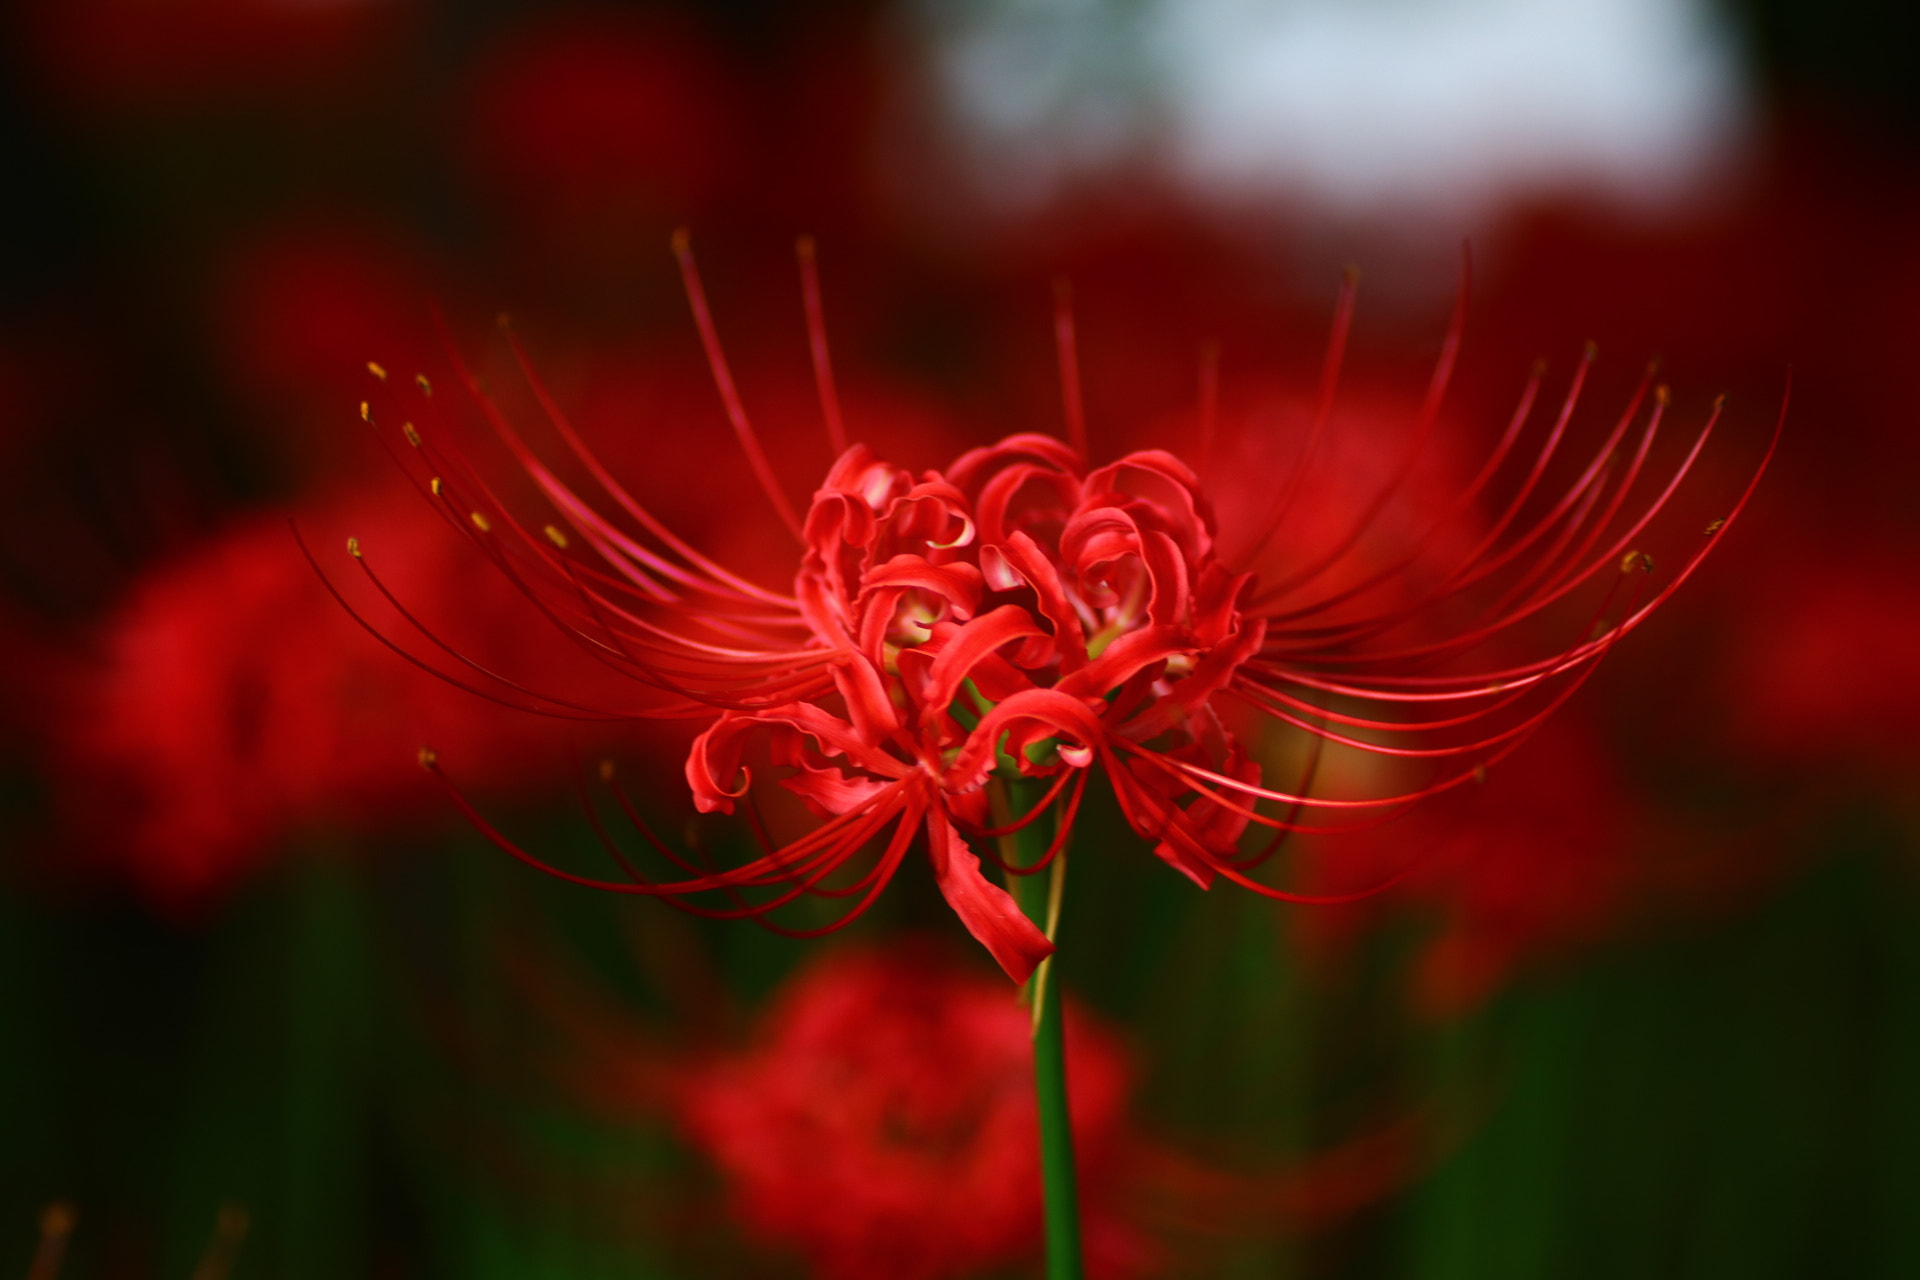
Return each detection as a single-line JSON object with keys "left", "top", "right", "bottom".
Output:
{"left": 677, "top": 944, "right": 1145, "bottom": 1280}
{"left": 330, "top": 236, "right": 1778, "bottom": 983}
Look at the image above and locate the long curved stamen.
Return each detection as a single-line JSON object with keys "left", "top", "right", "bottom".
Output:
{"left": 296, "top": 526, "right": 639, "bottom": 721}
{"left": 490, "top": 317, "right": 800, "bottom": 607}
{"left": 1223, "top": 726, "right": 1325, "bottom": 872}
{"left": 1308, "top": 390, "right": 1720, "bottom": 670}
{"left": 1253, "top": 251, "right": 1467, "bottom": 603}
{"left": 1252, "top": 355, "right": 1543, "bottom": 625}
{"left": 1253, "top": 367, "right": 1677, "bottom": 664}
{"left": 1237, "top": 266, "right": 1360, "bottom": 566}
{"left": 431, "top": 750, "right": 914, "bottom": 901}
{"left": 672, "top": 229, "right": 805, "bottom": 540}
{"left": 406, "top": 482, "right": 836, "bottom": 709}
{"left": 1053, "top": 277, "right": 1089, "bottom": 460}
{"left": 796, "top": 235, "right": 850, "bottom": 458}
{"left": 952, "top": 766, "right": 1079, "bottom": 840}
{"left": 975, "top": 770, "right": 1088, "bottom": 876}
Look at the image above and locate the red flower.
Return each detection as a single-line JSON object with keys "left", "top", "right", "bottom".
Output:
{"left": 343, "top": 240, "right": 1775, "bottom": 982}
{"left": 678, "top": 945, "right": 1142, "bottom": 1280}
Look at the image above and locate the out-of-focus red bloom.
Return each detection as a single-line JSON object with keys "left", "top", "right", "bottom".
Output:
{"left": 215, "top": 221, "right": 439, "bottom": 405}
{"left": 463, "top": 10, "right": 744, "bottom": 231}
{"left": 1195, "top": 380, "right": 1490, "bottom": 626}
{"left": 56, "top": 482, "right": 605, "bottom": 909}
{"left": 491, "top": 926, "right": 1437, "bottom": 1272}
{"left": 212, "top": 220, "right": 444, "bottom": 480}
{"left": 678, "top": 944, "right": 1144, "bottom": 1280}
{"left": 1295, "top": 720, "right": 1632, "bottom": 1017}
{"left": 346, "top": 240, "right": 1772, "bottom": 982}
{"left": 1721, "top": 536, "right": 1920, "bottom": 776}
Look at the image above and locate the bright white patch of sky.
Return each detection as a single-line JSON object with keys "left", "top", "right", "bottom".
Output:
{"left": 910, "top": 0, "right": 1751, "bottom": 217}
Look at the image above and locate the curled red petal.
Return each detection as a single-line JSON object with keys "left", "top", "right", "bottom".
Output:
{"left": 944, "top": 687, "right": 1107, "bottom": 792}
{"left": 995, "top": 530, "right": 1089, "bottom": 667}
{"left": 919, "top": 605, "right": 1047, "bottom": 731}
{"left": 1056, "top": 624, "right": 1190, "bottom": 701}
{"left": 946, "top": 432, "right": 1081, "bottom": 493}
{"left": 925, "top": 811, "right": 1055, "bottom": 983}
{"left": 687, "top": 715, "right": 756, "bottom": 814}
{"left": 858, "top": 554, "right": 984, "bottom": 620}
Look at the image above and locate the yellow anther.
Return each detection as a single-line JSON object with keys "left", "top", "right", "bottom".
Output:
{"left": 367, "top": 361, "right": 388, "bottom": 381}
{"left": 358, "top": 401, "right": 370, "bottom": 422}
{"left": 1713, "top": 392, "right": 1728, "bottom": 410}
{"left": 401, "top": 422, "right": 421, "bottom": 447}
{"left": 1472, "top": 763, "right": 1488, "bottom": 784}
{"left": 415, "top": 373, "right": 433, "bottom": 396}
{"left": 470, "top": 511, "right": 491, "bottom": 533}
{"left": 1655, "top": 385, "right": 1671, "bottom": 406}
{"left": 671, "top": 226, "right": 692, "bottom": 254}
{"left": 543, "top": 524, "right": 569, "bottom": 548}
{"left": 417, "top": 747, "right": 438, "bottom": 769}
{"left": 429, "top": 476, "right": 442, "bottom": 496}
{"left": 40, "top": 1202, "right": 76, "bottom": 1237}
{"left": 1705, "top": 518, "right": 1726, "bottom": 536}
{"left": 1621, "top": 549, "right": 1654, "bottom": 574}
{"left": 598, "top": 759, "right": 615, "bottom": 782}
{"left": 346, "top": 536, "right": 361, "bottom": 559}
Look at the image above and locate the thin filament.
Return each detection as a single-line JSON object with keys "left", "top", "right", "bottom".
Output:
{"left": 797, "top": 235, "right": 850, "bottom": 458}
{"left": 672, "top": 229, "right": 804, "bottom": 540}
{"left": 1053, "top": 277, "right": 1089, "bottom": 459}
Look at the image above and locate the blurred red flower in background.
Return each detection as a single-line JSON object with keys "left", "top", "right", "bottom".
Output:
{"left": 211, "top": 218, "right": 446, "bottom": 484}
{"left": 54, "top": 480, "right": 620, "bottom": 910}
{"left": 353, "top": 242, "right": 1773, "bottom": 983}
{"left": 497, "top": 925, "right": 1436, "bottom": 1275}
{"left": 215, "top": 221, "right": 440, "bottom": 406}
{"left": 462, "top": 9, "right": 745, "bottom": 241}
{"left": 678, "top": 944, "right": 1147, "bottom": 1280}
{"left": 1720, "top": 533, "right": 1920, "bottom": 782}
{"left": 1295, "top": 718, "right": 1635, "bottom": 1018}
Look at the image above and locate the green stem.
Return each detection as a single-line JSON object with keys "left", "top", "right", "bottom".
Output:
{"left": 993, "top": 780, "right": 1084, "bottom": 1280}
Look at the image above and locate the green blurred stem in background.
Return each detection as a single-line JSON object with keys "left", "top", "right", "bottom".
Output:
{"left": 991, "top": 778, "right": 1084, "bottom": 1280}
